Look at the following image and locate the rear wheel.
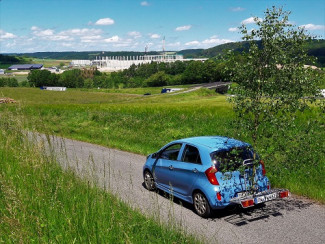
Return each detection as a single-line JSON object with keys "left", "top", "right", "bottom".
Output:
{"left": 193, "top": 192, "right": 211, "bottom": 218}
{"left": 144, "top": 171, "right": 156, "bottom": 191}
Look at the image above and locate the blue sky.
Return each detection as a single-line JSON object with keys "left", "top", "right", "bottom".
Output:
{"left": 0, "top": 0, "right": 324, "bottom": 53}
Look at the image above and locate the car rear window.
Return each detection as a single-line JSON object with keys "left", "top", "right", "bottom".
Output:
{"left": 210, "top": 146, "right": 258, "bottom": 171}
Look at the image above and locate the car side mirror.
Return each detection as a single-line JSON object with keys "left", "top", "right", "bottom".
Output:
{"left": 152, "top": 152, "right": 158, "bottom": 158}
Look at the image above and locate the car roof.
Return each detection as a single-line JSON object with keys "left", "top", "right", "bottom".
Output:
{"left": 175, "top": 136, "right": 250, "bottom": 152}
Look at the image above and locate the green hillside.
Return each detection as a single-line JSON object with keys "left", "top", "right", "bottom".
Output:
{"left": 178, "top": 39, "right": 325, "bottom": 66}
{"left": 13, "top": 51, "right": 162, "bottom": 60}
{"left": 0, "top": 54, "right": 29, "bottom": 69}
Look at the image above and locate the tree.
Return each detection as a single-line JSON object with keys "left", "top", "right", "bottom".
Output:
{"left": 182, "top": 61, "right": 205, "bottom": 84}
{"left": 225, "top": 7, "right": 323, "bottom": 188}
{"left": 59, "top": 69, "right": 84, "bottom": 88}
{"left": 145, "top": 71, "right": 169, "bottom": 87}
{"left": 229, "top": 6, "right": 320, "bottom": 148}
{"left": 27, "top": 70, "right": 57, "bottom": 87}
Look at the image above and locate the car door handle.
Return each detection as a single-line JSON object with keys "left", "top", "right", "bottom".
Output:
{"left": 192, "top": 168, "right": 198, "bottom": 173}
{"left": 169, "top": 165, "right": 174, "bottom": 170}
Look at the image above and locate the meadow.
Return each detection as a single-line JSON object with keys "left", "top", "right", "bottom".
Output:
{"left": 0, "top": 87, "right": 324, "bottom": 204}
{"left": 0, "top": 110, "right": 199, "bottom": 243}
{"left": 31, "top": 58, "right": 71, "bottom": 68}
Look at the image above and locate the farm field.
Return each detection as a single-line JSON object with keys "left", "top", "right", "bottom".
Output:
{"left": 0, "top": 87, "right": 324, "bottom": 204}
{"left": 31, "top": 58, "right": 71, "bottom": 68}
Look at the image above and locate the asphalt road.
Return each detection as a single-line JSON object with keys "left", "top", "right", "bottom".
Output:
{"left": 38, "top": 134, "right": 325, "bottom": 244}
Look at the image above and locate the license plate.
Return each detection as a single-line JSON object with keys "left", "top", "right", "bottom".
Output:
{"left": 255, "top": 192, "right": 277, "bottom": 204}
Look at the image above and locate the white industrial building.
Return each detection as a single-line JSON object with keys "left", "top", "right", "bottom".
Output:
{"left": 71, "top": 60, "right": 92, "bottom": 66}
{"left": 71, "top": 54, "right": 207, "bottom": 71}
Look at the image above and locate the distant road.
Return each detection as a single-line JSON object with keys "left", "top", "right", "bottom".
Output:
{"left": 38, "top": 134, "right": 325, "bottom": 244}
{"left": 168, "top": 82, "right": 231, "bottom": 95}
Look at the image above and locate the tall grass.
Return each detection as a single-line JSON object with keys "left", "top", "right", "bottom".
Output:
{"left": 1, "top": 87, "right": 324, "bottom": 203}
{"left": 0, "top": 110, "right": 199, "bottom": 243}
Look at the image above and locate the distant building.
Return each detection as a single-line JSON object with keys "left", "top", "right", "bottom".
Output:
{"left": 0, "top": 69, "right": 4, "bottom": 75}
{"left": 71, "top": 55, "right": 208, "bottom": 71}
{"left": 161, "top": 88, "right": 184, "bottom": 93}
{"left": 70, "top": 60, "right": 92, "bottom": 66}
{"left": 46, "top": 67, "right": 61, "bottom": 73}
{"left": 40, "top": 86, "right": 67, "bottom": 91}
{"left": 8, "top": 64, "right": 43, "bottom": 70}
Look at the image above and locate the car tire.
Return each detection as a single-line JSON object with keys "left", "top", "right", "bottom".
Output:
{"left": 144, "top": 170, "right": 156, "bottom": 191}
{"left": 193, "top": 192, "right": 211, "bottom": 218}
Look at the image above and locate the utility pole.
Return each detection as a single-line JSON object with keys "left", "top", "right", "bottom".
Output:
{"left": 162, "top": 36, "right": 165, "bottom": 55}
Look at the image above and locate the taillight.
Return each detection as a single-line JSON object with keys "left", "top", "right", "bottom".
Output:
{"left": 260, "top": 160, "right": 266, "bottom": 176}
{"left": 279, "top": 190, "right": 290, "bottom": 198}
{"left": 241, "top": 199, "right": 254, "bottom": 208}
{"left": 205, "top": 166, "right": 219, "bottom": 185}
{"left": 216, "top": 192, "right": 222, "bottom": 201}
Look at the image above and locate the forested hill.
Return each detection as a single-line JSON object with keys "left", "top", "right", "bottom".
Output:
{"left": 8, "top": 39, "right": 325, "bottom": 66}
{"left": 178, "top": 39, "right": 325, "bottom": 66}
{"left": 13, "top": 51, "right": 162, "bottom": 60}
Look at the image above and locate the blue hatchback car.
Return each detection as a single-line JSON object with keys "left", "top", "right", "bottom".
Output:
{"left": 143, "top": 136, "right": 290, "bottom": 217}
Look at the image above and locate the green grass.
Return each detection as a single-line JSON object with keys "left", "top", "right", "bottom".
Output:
{"left": 79, "top": 84, "right": 194, "bottom": 95}
{"left": 0, "top": 87, "right": 324, "bottom": 204}
{"left": 0, "top": 87, "right": 139, "bottom": 104}
{"left": 79, "top": 86, "right": 165, "bottom": 95}
{"left": 8, "top": 74, "right": 28, "bottom": 83}
{"left": 32, "top": 58, "right": 71, "bottom": 67}
{"left": 0, "top": 110, "right": 199, "bottom": 243}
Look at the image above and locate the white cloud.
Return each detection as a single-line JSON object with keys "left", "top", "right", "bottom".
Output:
{"left": 31, "top": 26, "right": 39, "bottom": 31}
{"left": 60, "top": 28, "right": 102, "bottom": 36}
{"left": 31, "top": 27, "right": 70, "bottom": 41}
{"left": 300, "top": 24, "right": 325, "bottom": 31}
{"left": 166, "top": 42, "right": 181, "bottom": 47}
{"left": 38, "top": 29, "right": 55, "bottom": 36}
{"left": 228, "top": 27, "right": 239, "bottom": 32}
{"left": 184, "top": 36, "right": 234, "bottom": 48}
{"left": 95, "top": 18, "right": 115, "bottom": 26}
{"left": 185, "top": 40, "right": 200, "bottom": 46}
{"left": 30, "top": 27, "right": 103, "bottom": 42}
{"left": 113, "top": 43, "right": 131, "bottom": 47}
{"left": 202, "top": 37, "right": 233, "bottom": 45}
{"left": 140, "top": 1, "right": 149, "bottom": 6}
{"left": 48, "top": 35, "right": 73, "bottom": 41}
{"left": 104, "top": 35, "right": 120, "bottom": 43}
{"left": 0, "top": 30, "right": 16, "bottom": 39}
{"left": 241, "top": 17, "right": 262, "bottom": 25}
{"left": 150, "top": 33, "right": 160, "bottom": 39}
{"left": 61, "top": 43, "right": 73, "bottom": 47}
{"left": 128, "top": 31, "right": 142, "bottom": 38}
{"left": 80, "top": 35, "right": 102, "bottom": 43}
{"left": 230, "top": 7, "right": 245, "bottom": 12}
{"left": 175, "top": 25, "right": 192, "bottom": 31}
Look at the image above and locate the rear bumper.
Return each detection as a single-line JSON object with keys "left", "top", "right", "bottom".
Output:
{"left": 230, "top": 189, "right": 290, "bottom": 208}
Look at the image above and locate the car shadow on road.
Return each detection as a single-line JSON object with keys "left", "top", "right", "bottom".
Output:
{"left": 142, "top": 183, "right": 313, "bottom": 226}
{"left": 217, "top": 198, "right": 313, "bottom": 226}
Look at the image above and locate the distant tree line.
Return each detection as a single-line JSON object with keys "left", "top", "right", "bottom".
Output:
{"left": 0, "top": 77, "right": 19, "bottom": 87}
{"left": 0, "top": 54, "right": 29, "bottom": 69}
{"left": 27, "top": 59, "right": 232, "bottom": 88}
